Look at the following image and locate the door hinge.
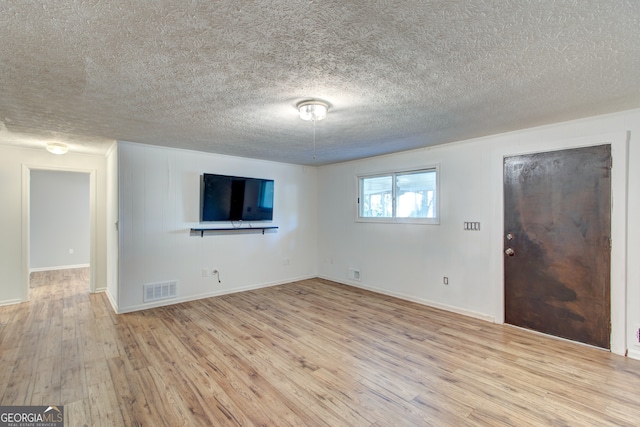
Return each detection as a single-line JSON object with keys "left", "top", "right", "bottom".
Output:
{"left": 609, "top": 238, "right": 613, "bottom": 251}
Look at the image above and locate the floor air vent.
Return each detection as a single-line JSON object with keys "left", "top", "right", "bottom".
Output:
{"left": 143, "top": 281, "right": 177, "bottom": 303}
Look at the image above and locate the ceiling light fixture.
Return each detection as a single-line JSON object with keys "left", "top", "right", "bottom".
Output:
{"left": 46, "top": 142, "right": 69, "bottom": 155}
{"left": 297, "top": 100, "right": 328, "bottom": 121}
{"left": 297, "top": 100, "right": 330, "bottom": 161}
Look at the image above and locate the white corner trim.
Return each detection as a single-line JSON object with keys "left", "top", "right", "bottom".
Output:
{"left": 104, "top": 288, "right": 119, "bottom": 313}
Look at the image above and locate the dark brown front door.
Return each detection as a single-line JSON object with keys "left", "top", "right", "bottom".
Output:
{"left": 504, "top": 145, "right": 611, "bottom": 349}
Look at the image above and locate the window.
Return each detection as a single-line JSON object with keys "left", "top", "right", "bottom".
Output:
{"left": 358, "top": 167, "right": 438, "bottom": 224}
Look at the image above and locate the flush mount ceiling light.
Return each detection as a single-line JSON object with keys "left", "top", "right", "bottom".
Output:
{"left": 297, "top": 100, "right": 329, "bottom": 121}
{"left": 297, "top": 100, "right": 330, "bottom": 161}
{"left": 46, "top": 142, "right": 69, "bottom": 155}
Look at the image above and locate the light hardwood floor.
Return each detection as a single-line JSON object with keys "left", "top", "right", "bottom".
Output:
{"left": 2, "top": 269, "right": 640, "bottom": 426}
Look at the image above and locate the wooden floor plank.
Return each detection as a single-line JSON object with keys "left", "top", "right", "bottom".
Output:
{"left": 60, "top": 338, "right": 86, "bottom": 405}
{"left": 87, "top": 380, "right": 125, "bottom": 427}
{"left": 106, "top": 356, "right": 167, "bottom": 427}
{"left": 65, "top": 398, "right": 91, "bottom": 427}
{"left": 2, "top": 269, "right": 640, "bottom": 425}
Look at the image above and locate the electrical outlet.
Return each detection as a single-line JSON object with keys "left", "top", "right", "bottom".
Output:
{"left": 69, "top": 248, "right": 74, "bottom": 254}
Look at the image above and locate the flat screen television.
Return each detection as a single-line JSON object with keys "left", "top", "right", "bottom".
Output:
{"left": 201, "top": 173, "right": 274, "bottom": 222}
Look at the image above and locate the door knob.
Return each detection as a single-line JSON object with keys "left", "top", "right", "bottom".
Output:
{"left": 505, "top": 248, "right": 515, "bottom": 256}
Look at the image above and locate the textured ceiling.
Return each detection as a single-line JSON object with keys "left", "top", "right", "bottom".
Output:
{"left": 1, "top": 1, "right": 639, "bottom": 165}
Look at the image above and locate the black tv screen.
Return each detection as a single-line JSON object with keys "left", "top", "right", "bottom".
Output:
{"left": 201, "top": 173, "right": 274, "bottom": 222}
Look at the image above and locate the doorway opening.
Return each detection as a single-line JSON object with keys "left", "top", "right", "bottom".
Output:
{"left": 22, "top": 165, "right": 97, "bottom": 301}
{"left": 29, "top": 170, "right": 91, "bottom": 296}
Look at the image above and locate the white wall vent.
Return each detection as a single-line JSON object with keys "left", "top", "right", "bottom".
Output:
{"left": 143, "top": 280, "right": 178, "bottom": 303}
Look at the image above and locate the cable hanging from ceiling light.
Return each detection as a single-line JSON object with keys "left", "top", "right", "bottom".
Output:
{"left": 297, "top": 100, "right": 329, "bottom": 161}
{"left": 313, "top": 119, "right": 316, "bottom": 160}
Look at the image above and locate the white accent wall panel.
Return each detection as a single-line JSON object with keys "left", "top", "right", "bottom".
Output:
{"left": 116, "top": 142, "right": 318, "bottom": 312}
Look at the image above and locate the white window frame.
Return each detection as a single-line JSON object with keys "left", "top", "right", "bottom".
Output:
{"left": 356, "top": 165, "right": 440, "bottom": 225}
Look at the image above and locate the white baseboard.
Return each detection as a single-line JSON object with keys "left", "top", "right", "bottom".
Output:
{"left": 115, "top": 274, "right": 317, "bottom": 314}
{"left": 628, "top": 348, "right": 640, "bottom": 360}
{"left": 0, "top": 298, "right": 23, "bottom": 307}
{"left": 317, "top": 274, "right": 495, "bottom": 323}
{"left": 317, "top": 275, "right": 640, "bottom": 358}
{"left": 30, "top": 264, "right": 90, "bottom": 273}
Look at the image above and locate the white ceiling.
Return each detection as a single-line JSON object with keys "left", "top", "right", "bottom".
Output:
{"left": 1, "top": 1, "right": 639, "bottom": 165}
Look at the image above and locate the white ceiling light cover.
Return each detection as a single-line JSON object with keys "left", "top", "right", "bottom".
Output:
{"left": 298, "top": 101, "right": 329, "bottom": 121}
{"left": 46, "top": 142, "right": 68, "bottom": 155}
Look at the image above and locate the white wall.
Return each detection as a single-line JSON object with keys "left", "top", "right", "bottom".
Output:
{"left": 116, "top": 142, "right": 318, "bottom": 312}
{"left": 30, "top": 170, "right": 90, "bottom": 270}
{"left": 0, "top": 145, "right": 108, "bottom": 305}
{"left": 317, "top": 108, "right": 640, "bottom": 357}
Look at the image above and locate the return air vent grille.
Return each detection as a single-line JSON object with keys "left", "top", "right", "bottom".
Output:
{"left": 143, "top": 281, "right": 177, "bottom": 303}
